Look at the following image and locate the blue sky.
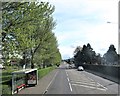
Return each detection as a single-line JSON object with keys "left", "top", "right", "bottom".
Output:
{"left": 42, "top": 0, "right": 119, "bottom": 59}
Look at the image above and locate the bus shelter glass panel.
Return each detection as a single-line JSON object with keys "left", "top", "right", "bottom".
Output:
{"left": 26, "top": 71, "right": 37, "bottom": 85}
{"left": 12, "top": 73, "right": 25, "bottom": 94}
{"left": 12, "top": 69, "right": 38, "bottom": 94}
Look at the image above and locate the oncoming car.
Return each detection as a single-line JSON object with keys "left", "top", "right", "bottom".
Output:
{"left": 77, "top": 66, "right": 84, "bottom": 71}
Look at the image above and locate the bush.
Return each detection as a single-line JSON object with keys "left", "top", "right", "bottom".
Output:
{"left": 2, "top": 85, "right": 11, "bottom": 94}
{"left": 2, "top": 75, "right": 12, "bottom": 81}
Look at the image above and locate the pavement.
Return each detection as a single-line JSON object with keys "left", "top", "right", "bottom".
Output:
{"left": 18, "top": 69, "right": 58, "bottom": 94}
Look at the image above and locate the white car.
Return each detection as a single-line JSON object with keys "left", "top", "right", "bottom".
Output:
{"left": 77, "top": 66, "right": 84, "bottom": 71}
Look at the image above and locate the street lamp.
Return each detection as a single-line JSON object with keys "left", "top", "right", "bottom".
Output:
{"left": 118, "top": 0, "right": 120, "bottom": 90}
{"left": 107, "top": 21, "right": 119, "bottom": 55}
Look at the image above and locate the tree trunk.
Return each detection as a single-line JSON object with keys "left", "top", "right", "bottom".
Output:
{"left": 31, "top": 51, "right": 34, "bottom": 69}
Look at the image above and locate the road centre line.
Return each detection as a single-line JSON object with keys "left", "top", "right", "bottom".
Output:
{"left": 66, "top": 71, "right": 68, "bottom": 77}
{"left": 43, "top": 70, "right": 58, "bottom": 94}
{"left": 67, "top": 77, "right": 70, "bottom": 82}
{"left": 69, "top": 82, "right": 73, "bottom": 92}
{"left": 66, "top": 71, "right": 73, "bottom": 92}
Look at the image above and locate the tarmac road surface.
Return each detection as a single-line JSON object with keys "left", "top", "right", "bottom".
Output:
{"left": 18, "top": 62, "right": 119, "bottom": 95}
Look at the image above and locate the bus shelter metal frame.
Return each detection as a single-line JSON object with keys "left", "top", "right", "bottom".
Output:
{"left": 12, "top": 68, "right": 38, "bottom": 94}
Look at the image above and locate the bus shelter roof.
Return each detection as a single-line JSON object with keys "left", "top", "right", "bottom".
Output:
{"left": 12, "top": 68, "right": 37, "bottom": 74}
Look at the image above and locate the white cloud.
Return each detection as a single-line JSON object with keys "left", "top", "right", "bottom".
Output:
{"left": 86, "top": 23, "right": 118, "bottom": 52}
{"left": 43, "top": 0, "right": 119, "bottom": 59}
{"left": 59, "top": 46, "right": 75, "bottom": 59}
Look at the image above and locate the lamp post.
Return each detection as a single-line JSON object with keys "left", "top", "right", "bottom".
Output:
{"left": 118, "top": 2, "right": 120, "bottom": 93}
{"left": 117, "top": 22, "right": 119, "bottom": 55}
{"left": 107, "top": 21, "right": 119, "bottom": 55}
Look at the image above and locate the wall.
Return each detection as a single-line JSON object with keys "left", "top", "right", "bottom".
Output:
{"left": 82, "top": 64, "right": 120, "bottom": 83}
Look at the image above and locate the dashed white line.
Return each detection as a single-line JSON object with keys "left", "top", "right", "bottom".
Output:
{"left": 69, "top": 82, "right": 73, "bottom": 92}
{"left": 66, "top": 71, "right": 68, "bottom": 77}
{"left": 67, "top": 77, "right": 70, "bottom": 82}
{"left": 66, "top": 71, "right": 73, "bottom": 92}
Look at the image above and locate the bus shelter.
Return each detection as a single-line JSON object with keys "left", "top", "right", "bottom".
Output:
{"left": 11, "top": 68, "right": 38, "bottom": 94}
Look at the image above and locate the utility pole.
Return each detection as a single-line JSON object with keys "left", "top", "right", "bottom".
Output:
{"left": 107, "top": 21, "right": 119, "bottom": 54}
{"left": 117, "top": 4, "right": 120, "bottom": 55}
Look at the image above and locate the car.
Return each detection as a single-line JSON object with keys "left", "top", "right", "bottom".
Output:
{"left": 69, "top": 64, "right": 72, "bottom": 69}
{"left": 68, "top": 64, "right": 75, "bottom": 69}
{"left": 77, "top": 66, "right": 84, "bottom": 71}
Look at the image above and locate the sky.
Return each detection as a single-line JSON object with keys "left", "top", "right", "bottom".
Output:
{"left": 42, "top": 0, "right": 119, "bottom": 59}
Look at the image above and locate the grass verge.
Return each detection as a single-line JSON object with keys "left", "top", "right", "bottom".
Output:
{"left": 1, "top": 85, "right": 11, "bottom": 94}
{"left": 38, "top": 66, "right": 56, "bottom": 79}
{"left": 1, "top": 66, "right": 56, "bottom": 94}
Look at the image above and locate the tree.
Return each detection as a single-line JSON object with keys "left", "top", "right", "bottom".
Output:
{"left": 74, "top": 43, "right": 100, "bottom": 67}
{"left": 73, "top": 46, "right": 82, "bottom": 55}
{"left": 103, "top": 44, "right": 118, "bottom": 65}
{"left": 81, "top": 43, "right": 94, "bottom": 64}
{"left": 33, "top": 32, "right": 61, "bottom": 68}
{"left": 95, "top": 53, "right": 102, "bottom": 64}
{"left": 74, "top": 45, "right": 86, "bottom": 67}
{"left": 2, "top": 1, "right": 61, "bottom": 68}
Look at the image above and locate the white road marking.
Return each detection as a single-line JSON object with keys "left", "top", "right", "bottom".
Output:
{"left": 87, "top": 77, "right": 94, "bottom": 81}
{"left": 67, "top": 77, "right": 70, "bottom": 82}
{"left": 97, "top": 82, "right": 108, "bottom": 90}
{"left": 69, "top": 82, "right": 73, "bottom": 92}
{"left": 71, "top": 81, "right": 98, "bottom": 86}
{"left": 66, "top": 71, "right": 73, "bottom": 92}
{"left": 82, "top": 74, "right": 107, "bottom": 90}
{"left": 43, "top": 71, "right": 58, "bottom": 94}
{"left": 66, "top": 71, "right": 68, "bottom": 77}
{"left": 72, "top": 84, "right": 106, "bottom": 91}
{"left": 78, "top": 71, "right": 107, "bottom": 91}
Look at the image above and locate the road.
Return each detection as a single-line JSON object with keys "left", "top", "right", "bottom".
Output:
{"left": 18, "top": 62, "right": 119, "bottom": 95}
{"left": 45, "top": 62, "right": 119, "bottom": 95}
